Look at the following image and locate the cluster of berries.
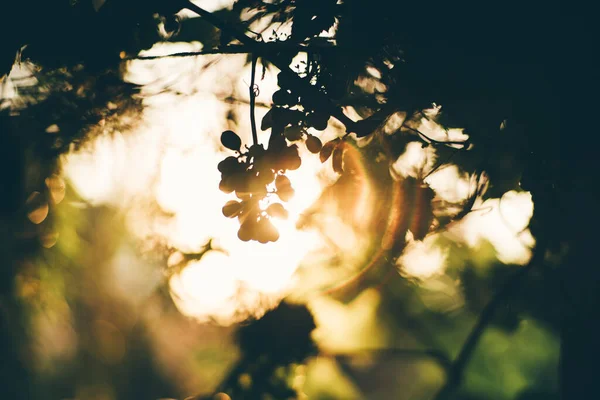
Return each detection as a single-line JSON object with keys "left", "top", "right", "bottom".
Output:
{"left": 218, "top": 130, "right": 297, "bottom": 243}
{"left": 217, "top": 70, "right": 359, "bottom": 243}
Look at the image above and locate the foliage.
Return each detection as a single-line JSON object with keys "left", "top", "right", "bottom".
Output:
{"left": 0, "top": 1, "right": 579, "bottom": 400}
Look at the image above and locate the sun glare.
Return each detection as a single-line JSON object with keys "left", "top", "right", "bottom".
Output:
{"left": 61, "top": 36, "right": 535, "bottom": 325}
{"left": 63, "top": 44, "right": 348, "bottom": 324}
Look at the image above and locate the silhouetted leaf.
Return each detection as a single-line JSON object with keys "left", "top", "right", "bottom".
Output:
{"left": 261, "top": 108, "right": 274, "bottom": 130}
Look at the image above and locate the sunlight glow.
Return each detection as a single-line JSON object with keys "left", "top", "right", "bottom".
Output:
{"left": 61, "top": 37, "right": 536, "bottom": 327}
{"left": 398, "top": 233, "right": 448, "bottom": 279}
{"left": 391, "top": 141, "right": 437, "bottom": 178}
{"left": 63, "top": 46, "right": 349, "bottom": 324}
{"left": 450, "top": 191, "right": 535, "bottom": 265}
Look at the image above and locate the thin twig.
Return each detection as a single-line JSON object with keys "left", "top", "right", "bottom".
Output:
{"left": 124, "top": 42, "right": 344, "bottom": 60}
{"left": 402, "top": 124, "right": 469, "bottom": 148}
{"left": 422, "top": 148, "right": 460, "bottom": 180}
{"left": 249, "top": 55, "right": 258, "bottom": 146}
{"left": 223, "top": 96, "right": 270, "bottom": 109}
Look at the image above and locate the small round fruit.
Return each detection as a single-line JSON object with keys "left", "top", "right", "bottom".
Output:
{"left": 238, "top": 219, "right": 256, "bottom": 242}
{"left": 266, "top": 203, "right": 288, "bottom": 219}
{"left": 305, "top": 134, "right": 323, "bottom": 153}
{"left": 309, "top": 113, "right": 329, "bottom": 131}
{"left": 275, "top": 175, "right": 291, "bottom": 191}
{"left": 284, "top": 125, "right": 304, "bottom": 141}
{"left": 221, "top": 130, "right": 242, "bottom": 151}
{"left": 219, "top": 177, "right": 235, "bottom": 194}
{"left": 218, "top": 156, "right": 240, "bottom": 174}
{"left": 222, "top": 200, "right": 243, "bottom": 218}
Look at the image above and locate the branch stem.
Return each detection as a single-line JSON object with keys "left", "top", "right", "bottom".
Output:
{"left": 249, "top": 55, "right": 258, "bottom": 146}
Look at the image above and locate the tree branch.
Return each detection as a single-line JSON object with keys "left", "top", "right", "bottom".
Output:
{"left": 249, "top": 54, "right": 258, "bottom": 146}
{"left": 402, "top": 124, "right": 469, "bottom": 148}
{"left": 124, "top": 42, "right": 344, "bottom": 60}
{"left": 182, "top": 0, "right": 358, "bottom": 132}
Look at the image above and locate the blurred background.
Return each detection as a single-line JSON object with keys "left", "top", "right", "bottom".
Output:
{"left": 0, "top": 1, "right": 565, "bottom": 399}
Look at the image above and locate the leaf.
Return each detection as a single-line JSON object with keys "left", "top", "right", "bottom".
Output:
{"left": 261, "top": 108, "right": 274, "bottom": 130}
{"left": 272, "top": 108, "right": 303, "bottom": 129}
{"left": 353, "top": 115, "right": 383, "bottom": 138}
{"left": 291, "top": 15, "right": 312, "bottom": 42}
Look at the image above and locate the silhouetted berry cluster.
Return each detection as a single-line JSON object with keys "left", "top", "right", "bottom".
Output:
{"left": 265, "top": 71, "right": 332, "bottom": 156}
{"left": 217, "top": 68, "right": 356, "bottom": 243}
{"left": 218, "top": 130, "right": 298, "bottom": 243}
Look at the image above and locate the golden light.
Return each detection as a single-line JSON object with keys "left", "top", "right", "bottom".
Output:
{"left": 449, "top": 190, "right": 535, "bottom": 265}
{"left": 62, "top": 41, "right": 370, "bottom": 325}
{"left": 59, "top": 34, "right": 536, "bottom": 327}
{"left": 398, "top": 233, "right": 448, "bottom": 280}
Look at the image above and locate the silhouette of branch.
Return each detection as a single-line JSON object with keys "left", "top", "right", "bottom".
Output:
{"left": 223, "top": 96, "right": 270, "bottom": 109}
{"left": 182, "top": 1, "right": 358, "bottom": 131}
{"left": 130, "top": 4, "right": 424, "bottom": 141}
{"left": 402, "top": 124, "right": 469, "bottom": 148}
{"left": 432, "top": 241, "right": 547, "bottom": 400}
{"left": 124, "top": 43, "right": 342, "bottom": 60}
{"left": 249, "top": 54, "right": 258, "bottom": 145}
